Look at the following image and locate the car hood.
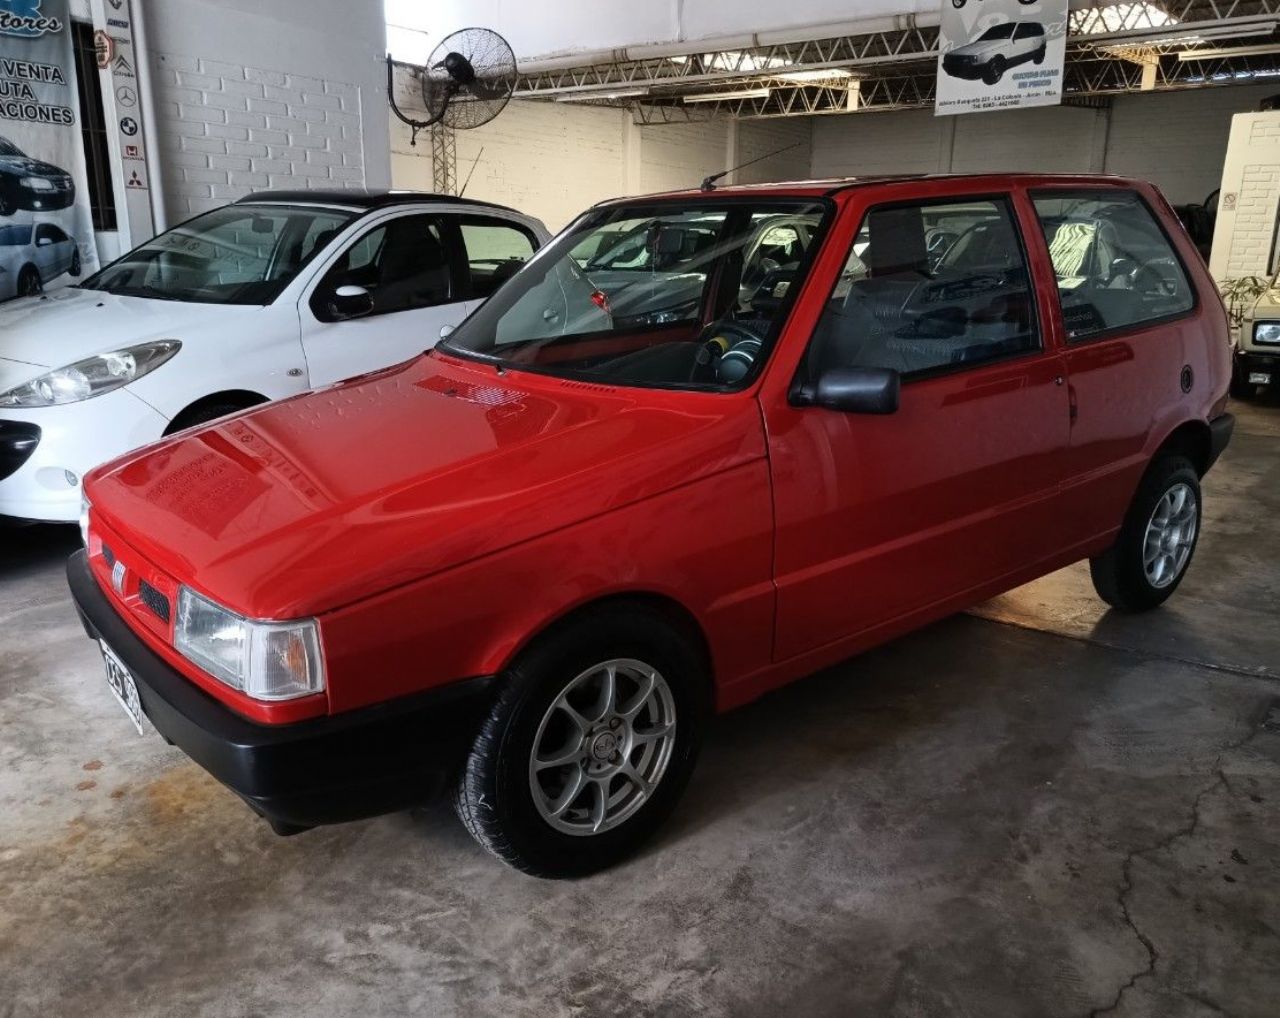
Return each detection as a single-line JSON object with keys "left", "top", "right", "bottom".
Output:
{"left": 950, "top": 39, "right": 1009, "bottom": 59}
{"left": 0, "top": 287, "right": 262, "bottom": 388}
{"left": 86, "top": 351, "right": 764, "bottom": 618}
{"left": 0, "top": 155, "right": 66, "bottom": 177}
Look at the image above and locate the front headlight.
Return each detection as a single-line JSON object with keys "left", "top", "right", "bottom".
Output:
{"left": 175, "top": 587, "right": 325, "bottom": 701}
{"left": 21, "top": 176, "right": 55, "bottom": 191}
{"left": 1254, "top": 321, "right": 1280, "bottom": 345}
{"left": 0, "top": 340, "right": 180, "bottom": 408}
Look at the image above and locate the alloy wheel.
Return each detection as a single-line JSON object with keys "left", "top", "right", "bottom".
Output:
{"left": 1143, "top": 482, "right": 1198, "bottom": 588}
{"left": 528, "top": 658, "right": 677, "bottom": 837}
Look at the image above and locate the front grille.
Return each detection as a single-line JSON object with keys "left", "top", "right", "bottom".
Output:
{"left": 139, "top": 580, "right": 170, "bottom": 624}
{"left": 0, "top": 421, "right": 41, "bottom": 482}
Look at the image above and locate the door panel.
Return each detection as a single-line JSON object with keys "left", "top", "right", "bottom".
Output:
{"left": 766, "top": 191, "right": 1071, "bottom": 662}
{"left": 1027, "top": 188, "right": 1200, "bottom": 547}
{"left": 299, "top": 212, "right": 471, "bottom": 386}
{"left": 770, "top": 356, "right": 1068, "bottom": 660}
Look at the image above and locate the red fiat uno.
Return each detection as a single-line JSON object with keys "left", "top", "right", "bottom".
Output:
{"left": 71, "top": 175, "right": 1233, "bottom": 876}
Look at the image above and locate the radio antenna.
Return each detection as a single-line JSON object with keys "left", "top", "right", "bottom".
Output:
{"left": 459, "top": 146, "right": 485, "bottom": 197}
{"left": 700, "top": 140, "right": 804, "bottom": 192}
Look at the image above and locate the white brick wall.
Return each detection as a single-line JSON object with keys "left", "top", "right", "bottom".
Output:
{"left": 735, "top": 119, "right": 813, "bottom": 184}
{"left": 155, "top": 53, "right": 365, "bottom": 218}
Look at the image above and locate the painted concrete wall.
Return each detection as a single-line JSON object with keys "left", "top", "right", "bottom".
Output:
{"left": 812, "top": 83, "right": 1279, "bottom": 207}
{"left": 145, "top": 0, "right": 391, "bottom": 221}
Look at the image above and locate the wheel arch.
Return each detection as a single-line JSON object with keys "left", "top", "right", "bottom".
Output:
{"left": 497, "top": 590, "right": 717, "bottom": 705}
{"left": 1154, "top": 419, "right": 1212, "bottom": 476}
{"left": 163, "top": 389, "right": 270, "bottom": 435}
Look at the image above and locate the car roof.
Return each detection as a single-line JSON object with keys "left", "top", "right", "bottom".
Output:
{"left": 233, "top": 188, "right": 522, "bottom": 215}
{"left": 599, "top": 173, "right": 1155, "bottom": 204}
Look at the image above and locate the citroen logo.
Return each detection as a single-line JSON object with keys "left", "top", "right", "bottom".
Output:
{"left": 111, "top": 560, "right": 126, "bottom": 594}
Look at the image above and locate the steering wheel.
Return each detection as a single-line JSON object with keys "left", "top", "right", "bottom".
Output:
{"left": 691, "top": 320, "right": 768, "bottom": 385}
{"left": 1131, "top": 262, "right": 1177, "bottom": 296}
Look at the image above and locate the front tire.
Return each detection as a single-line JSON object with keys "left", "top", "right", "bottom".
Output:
{"left": 1229, "top": 362, "right": 1254, "bottom": 400}
{"left": 1089, "top": 456, "right": 1201, "bottom": 612}
{"left": 982, "top": 57, "right": 1007, "bottom": 85}
{"left": 17, "top": 265, "right": 41, "bottom": 297}
{"left": 454, "top": 604, "right": 708, "bottom": 877}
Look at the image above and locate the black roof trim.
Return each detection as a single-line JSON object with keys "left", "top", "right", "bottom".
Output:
{"left": 233, "top": 188, "right": 517, "bottom": 213}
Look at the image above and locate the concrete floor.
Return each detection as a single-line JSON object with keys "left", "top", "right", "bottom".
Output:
{"left": 2, "top": 402, "right": 1278, "bottom": 1018}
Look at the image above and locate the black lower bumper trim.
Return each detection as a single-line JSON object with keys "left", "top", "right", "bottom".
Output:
{"left": 0, "top": 420, "right": 40, "bottom": 482}
{"left": 67, "top": 550, "right": 494, "bottom": 829}
{"left": 1207, "top": 412, "right": 1235, "bottom": 473}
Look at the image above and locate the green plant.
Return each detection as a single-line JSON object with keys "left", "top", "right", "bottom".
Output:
{"left": 1219, "top": 275, "right": 1275, "bottom": 330}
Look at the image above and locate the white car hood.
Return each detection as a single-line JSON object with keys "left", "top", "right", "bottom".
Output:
{"left": 0, "top": 286, "right": 263, "bottom": 390}
{"left": 951, "top": 39, "right": 1010, "bottom": 59}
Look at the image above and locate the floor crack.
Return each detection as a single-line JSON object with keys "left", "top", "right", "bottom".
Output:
{"left": 1085, "top": 715, "right": 1263, "bottom": 1018}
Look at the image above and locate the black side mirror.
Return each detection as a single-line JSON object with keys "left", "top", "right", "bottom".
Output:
{"left": 330, "top": 284, "right": 374, "bottom": 320}
{"left": 794, "top": 367, "right": 900, "bottom": 414}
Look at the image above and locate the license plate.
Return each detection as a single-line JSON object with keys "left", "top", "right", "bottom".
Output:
{"left": 100, "top": 641, "right": 145, "bottom": 735}
{"left": 1248, "top": 371, "right": 1272, "bottom": 384}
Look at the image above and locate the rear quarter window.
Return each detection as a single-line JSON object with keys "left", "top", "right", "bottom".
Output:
{"left": 1031, "top": 190, "right": 1194, "bottom": 342}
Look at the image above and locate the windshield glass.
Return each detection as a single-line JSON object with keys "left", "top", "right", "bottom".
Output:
{"left": 979, "top": 24, "right": 1016, "bottom": 40}
{"left": 0, "top": 137, "right": 22, "bottom": 157}
{"left": 78, "top": 203, "right": 356, "bottom": 305}
{"left": 441, "top": 199, "right": 829, "bottom": 391}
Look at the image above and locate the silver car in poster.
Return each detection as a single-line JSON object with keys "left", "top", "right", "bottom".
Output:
{"left": 0, "top": 221, "right": 81, "bottom": 301}
{"left": 942, "top": 21, "right": 1047, "bottom": 85}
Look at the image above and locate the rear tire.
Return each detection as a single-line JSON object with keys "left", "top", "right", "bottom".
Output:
{"left": 1089, "top": 456, "right": 1201, "bottom": 612}
{"left": 1033, "top": 46, "right": 1046, "bottom": 65}
{"left": 454, "top": 604, "right": 708, "bottom": 878}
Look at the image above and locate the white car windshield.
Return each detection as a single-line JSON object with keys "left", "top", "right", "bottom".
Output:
{"left": 0, "top": 137, "right": 22, "bottom": 157}
{"left": 78, "top": 203, "right": 356, "bottom": 305}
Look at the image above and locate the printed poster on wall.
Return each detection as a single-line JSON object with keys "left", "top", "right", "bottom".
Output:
{"left": 936, "top": 0, "right": 1068, "bottom": 116}
{"left": 0, "top": 0, "right": 100, "bottom": 303}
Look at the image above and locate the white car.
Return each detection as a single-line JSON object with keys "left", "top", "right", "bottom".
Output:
{"left": 0, "top": 190, "right": 548, "bottom": 523}
{"left": 941, "top": 20, "right": 1047, "bottom": 85}
{"left": 0, "top": 221, "right": 82, "bottom": 300}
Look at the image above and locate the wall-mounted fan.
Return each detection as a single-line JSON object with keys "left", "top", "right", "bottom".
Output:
{"left": 387, "top": 27, "right": 517, "bottom": 145}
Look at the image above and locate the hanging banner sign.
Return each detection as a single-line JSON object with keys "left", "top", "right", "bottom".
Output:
{"left": 936, "top": 0, "right": 1069, "bottom": 116}
{"left": 0, "top": 0, "right": 100, "bottom": 302}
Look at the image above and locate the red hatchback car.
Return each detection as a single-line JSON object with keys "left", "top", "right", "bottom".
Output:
{"left": 70, "top": 175, "right": 1233, "bottom": 876}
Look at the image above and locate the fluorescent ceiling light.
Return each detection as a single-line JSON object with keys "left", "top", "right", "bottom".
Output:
{"left": 555, "top": 88, "right": 649, "bottom": 102}
{"left": 776, "top": 68, "right": 854, "bottom": 83}
{"left": 684, "top": 87, "right": 771, "bottom": 104}
{"left": 1099, "top": 21, "right": 1278, "bottom": 50}
{"left": 1178, "top": 41, "right": 1280, "bottom": 61}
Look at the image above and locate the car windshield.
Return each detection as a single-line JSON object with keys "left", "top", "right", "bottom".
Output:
{"left": 0, "top": 225, "right": 33, "bottom": 246}
{"left": 979, "top": 24, "right": 1016, "bottom": 40}
{"left": 0, "top": 137, "right": 21, "bottom": 157}
{"left": 440, "top": 199, "right": 829, "bottom": 391}
{"left": 78, "top": 203, "right": 357, "bottom": 305}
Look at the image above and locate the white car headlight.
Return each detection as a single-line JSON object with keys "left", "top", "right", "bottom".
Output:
{"left": 1254, "top": 321, "right": 1280, "bottom": 345}
{"left": 22, "top": 176, "right": 55, "bottom": 191}
{"left": 0, "top": 340, "right": 180, "bottom": 408}
{"left": 175, "top": 587, "right": 325, "bottom": 701}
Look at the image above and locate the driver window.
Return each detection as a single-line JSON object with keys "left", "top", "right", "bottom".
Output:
{"left": 1031, "top": 190, "right": 1193, "bottom": 341}
{"left": 804, "top": 196, "right": 1039, "bottom": 382}
{"left": 317, "top": 214, "right": 452, "bottom": 317}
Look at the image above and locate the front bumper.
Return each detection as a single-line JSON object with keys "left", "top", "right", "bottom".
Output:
{"left": 0, "top": 388, "right": 168, "bottom": 523}
{"left": 1235, "top": 347, "right": 1280, "bottom": 384}
{"left": 67, "top": 550, "right": 495, "bottom": 832}
{"left": 942, "top": 55, "right": 985, "bottom": 79}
